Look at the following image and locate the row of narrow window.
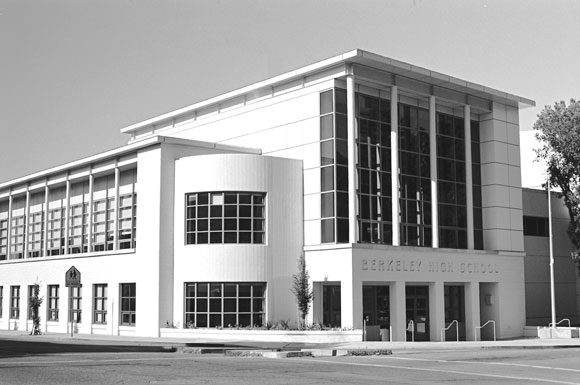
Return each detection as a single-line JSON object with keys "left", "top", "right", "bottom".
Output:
{"left": 0, "top": 193, "right": 136, "bottom": 260}
{"left": 319, "top": 89, "right": 484, "bottom": 249}
{"left": 0, "top": 283, "right": 135, "bottom": 326}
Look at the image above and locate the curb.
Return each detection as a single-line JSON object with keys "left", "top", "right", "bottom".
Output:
{"left": 180, "top": 348, "right": 393, "bottom": 358}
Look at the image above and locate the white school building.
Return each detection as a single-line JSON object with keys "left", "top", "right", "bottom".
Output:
{"left": 1, "top": 49, "right": 578, "bottom": 341}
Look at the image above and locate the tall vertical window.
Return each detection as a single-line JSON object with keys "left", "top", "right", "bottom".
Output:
{"left": 9, "top": 196, "right": 25, "bottom": 259}
{"left": 437, "top": 112, "right": 467, "bottom": 249}
{"left": 118, "top": 168, "right": 137, "bottom": 250}
{"left": 93, "top": 284, "right": 108, "bottom": 324}
{"left": 399, "top": 103, "right": 432, "bottom": 246}
{"left": 10, "top": 286, "right": 20, "bottom": 319}
{"left": 356, "top": 92, "right": 395, "bottom": 244}
{"left": 320, "top": 89, "right": 349, "bottom": 243}
{"left": 120, "top": 283, "right": 136, "bottom": 326}
{"left": 70, "top": 286, "right": 82, "bottom": 323}
{"left": 27, "top": 213, "right": 44, "bottom": 258}
{"left": 47, "top": 285, "right": 59, "bottom": 321}
{"left": 27, "top": 285, "right": 34, "bottom": 320}
{"left": 185, "top": 192, "right": 265, "bottom": 244}
{"left": 0, "top": 286, "right": 3, "bottom": 317}
{"left": 471, "top": 120, "right": 484, "bottom": 250}
{"left": 0, "top": 201, "right": 8, "bottom": 260}
{"left": 69, "top": 180, "right": 89, "bottom": 254}
{"left": 184, "top": 282, "right": 265, "bottom": 328}
{"left": 92, "top": 175, "right": 115, "bottom": 252}
{"left": 47, "top": 186, "right": 66, "bottom": 256}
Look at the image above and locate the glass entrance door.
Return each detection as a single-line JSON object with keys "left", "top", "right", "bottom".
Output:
{"left": 406, "top": 286, "right": 429, "bottom": 341}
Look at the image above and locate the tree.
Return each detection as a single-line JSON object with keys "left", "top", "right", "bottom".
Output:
{"left": 291, "top": 254, "right": 314, "bottom": 327}
{"left": 30, "top": 281, "right": 43, "bottom": 335}
{"left": 534, "top": 99, "right": 580, "bottom": 275}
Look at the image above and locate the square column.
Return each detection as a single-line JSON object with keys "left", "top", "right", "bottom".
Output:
{"left": 464, "top": 105, "right": 474, "bottom": 249}
{"left": 429, "top": 96, "right": 439, "bottom": 248}
{"left": 390, "top": 281, "right": 406, "bottom": 341}
{"left": 390, "top": 86, "right": 400, "bottom": 246}
{"left": 429, "top": 281, "right": 445, "bottom": 341}
{"left": 465, "top": 281, "right": 480, "bottom": 341}
{"left": 340, "top": 277, "right": 362, "bottom": 329}
{"left": 346, "top": 73, "right": 357, "bottom": 244}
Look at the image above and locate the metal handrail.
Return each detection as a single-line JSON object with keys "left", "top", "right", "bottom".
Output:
{"left": 549, "top": 318, "right": 571, "bottom": 328}
{"left": 474, "top": 320, "right": 496, "bottom": 341}
{"left": 441, "top": 320, "right": 458, "bottom": 342}
{"left": 406, "top": 320, "right": 415, "bottom": 342}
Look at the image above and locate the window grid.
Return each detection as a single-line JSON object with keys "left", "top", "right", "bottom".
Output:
{"left": 47, "top": 207, "right": 65, "bottom": 256}
{"left": 10, "top": 215, "right": 25, "bottom": 259}
{"left": 70, "top": 286, "right": 82, "bottom": 323}
{"left": 10, "top": 286, "right": 19, "bottom": 319}
{"left": 356, "top": 91, "right": 395, "bottom": 245}
{"left": 93, "top": 284, "right": 108, "bottom": 324}
{"left": 523, "top": 216, "right": 549, "bottom": 237}
{"left": 184, "top": 282, "right": 266, "bottom": 328}
{"left": 185, "top": 192, "right": 265, "bottom": 245}
{"left": 69, "top": 202, "right": 88, "bottom": 254}
{"left": 437, "top": 112, "right": 467, "bottom": 249}
{"left": 120, "top": 283, "right": 136, "bottom": 326}
{"left": 320, "top": 88, "right": 349, "bottom": 244}
{"left": 27, "top": 285, "right": 34, "bottom": 320}
{"left": 0, "top": 217, "right": 7, "bottom": 260}
{"left": 471, "top": 120, "right": 484, "bottom": 250}
{"left": 47, "top": 285, "right": 59, "bottom": 321}
{"left": 27, "top": 211, "right": 44, "bottom": 258}
{"left": 118, "top": 194, "right": 137, "bottom": 250}
{"left": 92, "top": 198, "right": 115, "bottom": 252}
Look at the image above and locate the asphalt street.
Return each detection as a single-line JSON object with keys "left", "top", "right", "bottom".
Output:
{"left": 0, "top": 337, "right": 580, "bottom": 384}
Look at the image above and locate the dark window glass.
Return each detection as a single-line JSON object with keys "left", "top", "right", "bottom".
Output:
{"left": 321, "top": 192, "right": 334, "bottom": 218}
{"left": 335, "top": 89, "right": 347, "bottom": 115}
{"left": 321, "top": 166, "right": 334, "bottom": 192}
{"left": 320, "top": 90, "right": 333, "bottom": 115}
{"left": 322, "top": 218, "right": 335, "bottom": 243}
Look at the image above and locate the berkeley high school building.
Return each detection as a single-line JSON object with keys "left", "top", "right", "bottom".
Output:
{"left": 0, "top": 50, "right": 547, "bottom": 340}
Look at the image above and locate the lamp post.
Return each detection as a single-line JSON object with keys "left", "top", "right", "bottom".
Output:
{"left": 548, "top": 179, "right": 556, "bottom": 329}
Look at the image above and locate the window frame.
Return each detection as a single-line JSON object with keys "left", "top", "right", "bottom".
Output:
{"left": 119, "top": 283, "right": 136, "bottom": 326}
{"left": 47, "top": 285, "right": 59, "bottom": 321}
{"left": 70, "top": 286, "right": 82, "bottom": 323}
{"left": 93, "top": 284, "right": 108, "bottom": 324}
{"left": 10, "top": 285, "right": 20, "bottom": 319}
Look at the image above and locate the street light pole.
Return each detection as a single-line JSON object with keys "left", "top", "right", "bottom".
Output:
{"left": 548, "top": 179, "right": 556, "bottom": 329}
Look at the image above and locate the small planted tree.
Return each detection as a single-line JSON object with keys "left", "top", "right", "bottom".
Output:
{"left": 30, "top": 282, "right": 43, "bottom": 335}
{"left": 291, "top": 254, "right": 314, "bottom": 328}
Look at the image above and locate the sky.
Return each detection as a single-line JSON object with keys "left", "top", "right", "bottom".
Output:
{"left": 1, "top": 0, "right": 579, "bottom": 187}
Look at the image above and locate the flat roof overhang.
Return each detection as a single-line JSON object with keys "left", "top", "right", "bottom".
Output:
{"left": 121, "top": 49, "right": 536, "bottom": 136}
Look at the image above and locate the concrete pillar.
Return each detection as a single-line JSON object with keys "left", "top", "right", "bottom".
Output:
{"left": 465, "top": 105, "right": 474, "bottom": 249}
{"left": 310, "top": 281, "right": 323, "bottom": 325}
{"left": 64, "top": 180, "right": 70, "bottom": 254}
{"left": 88, "top": 174, "right": 94, "bottom": 252}
{"left": 465, "top": 281, "right": 480, "bottom": 341}
{"left": 429, "top": 96, "right": 439, "bottom": 248}
{"left": 390, "top": 86, "right": 400, "bottom": 246}
{"left": 43, "top": 185, "right": 49, "bottom": 257}
{"left": 429, "top": 281, "right": 445, "bottom": 341}
{"left": 340, "top": 277, "right": 362, "bottom": 329}
{"left": 390, "top": 280, "right": 406, "bottom": 341}
{"left": 23, "top": 190, "right": 30, "bottom": 258}
{"left": 113, "top": 167, "right": 120, "bottom": 250}
{"left": 346, "top": 73, "right": 357, "bottom": 244}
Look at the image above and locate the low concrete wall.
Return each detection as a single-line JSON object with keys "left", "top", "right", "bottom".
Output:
{"left": 537, "top": 327, "right": 580, "bottom": 339}
{"left": 160, "top": 328, "right": 362, "bottom": 343}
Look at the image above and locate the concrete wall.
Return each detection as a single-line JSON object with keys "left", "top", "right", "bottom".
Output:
{"left": 172, "top": 153, "right": 304, "bottom": 325}
{"left": 523, "top": 188, "right": 580, "bottom": 326}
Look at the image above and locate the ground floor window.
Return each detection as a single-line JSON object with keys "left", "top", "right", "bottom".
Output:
{"left": 27, "top": 285, "right": 34, "bottom": 320}
{"left": 322, "top": 285, "right": 341, "bottom": 327}
{"left": 47, "top": 285, "right": 59, "bottom": 321}
{"left": 70, "top": 286, "right": 82, "bottom": 323}
{"left": 184, "top": 282, "right": 265, "bottom": 328}
{"left": 362, "top": 285, "right": 390, "bottom": 328}
{"left": 93, "top": 284, "right": 107, "bottom": 324}
{"left": 0, "top": 286, "right": 3, "bottom": 317}
{"left": 120, "top": 283, "right": 136, "bottom": 326}
{"left": 10, "top": 286, "right": 20, "bottom": 319}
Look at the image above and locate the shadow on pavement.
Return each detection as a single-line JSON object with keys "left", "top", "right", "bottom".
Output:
{"left": 0, "top": 338, "right": 175, "bottom": 358}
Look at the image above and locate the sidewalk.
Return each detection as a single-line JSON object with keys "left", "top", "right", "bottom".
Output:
{"left": 2, "top": 329, "right": 579, "bottom": 354}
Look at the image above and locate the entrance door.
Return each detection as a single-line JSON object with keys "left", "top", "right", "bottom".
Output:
{"left": 363, "top": 286, "right": 390, "bottom": 341}
{"left": 406, "top": 286, "right": 429, "bottom": 341}
{"left": 322, "top": 285, "right": 341, "bottom": 328}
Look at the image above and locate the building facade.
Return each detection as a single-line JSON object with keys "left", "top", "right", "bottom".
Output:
{"left": 0, "top": 50, "right": 542, "bottom": 340}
